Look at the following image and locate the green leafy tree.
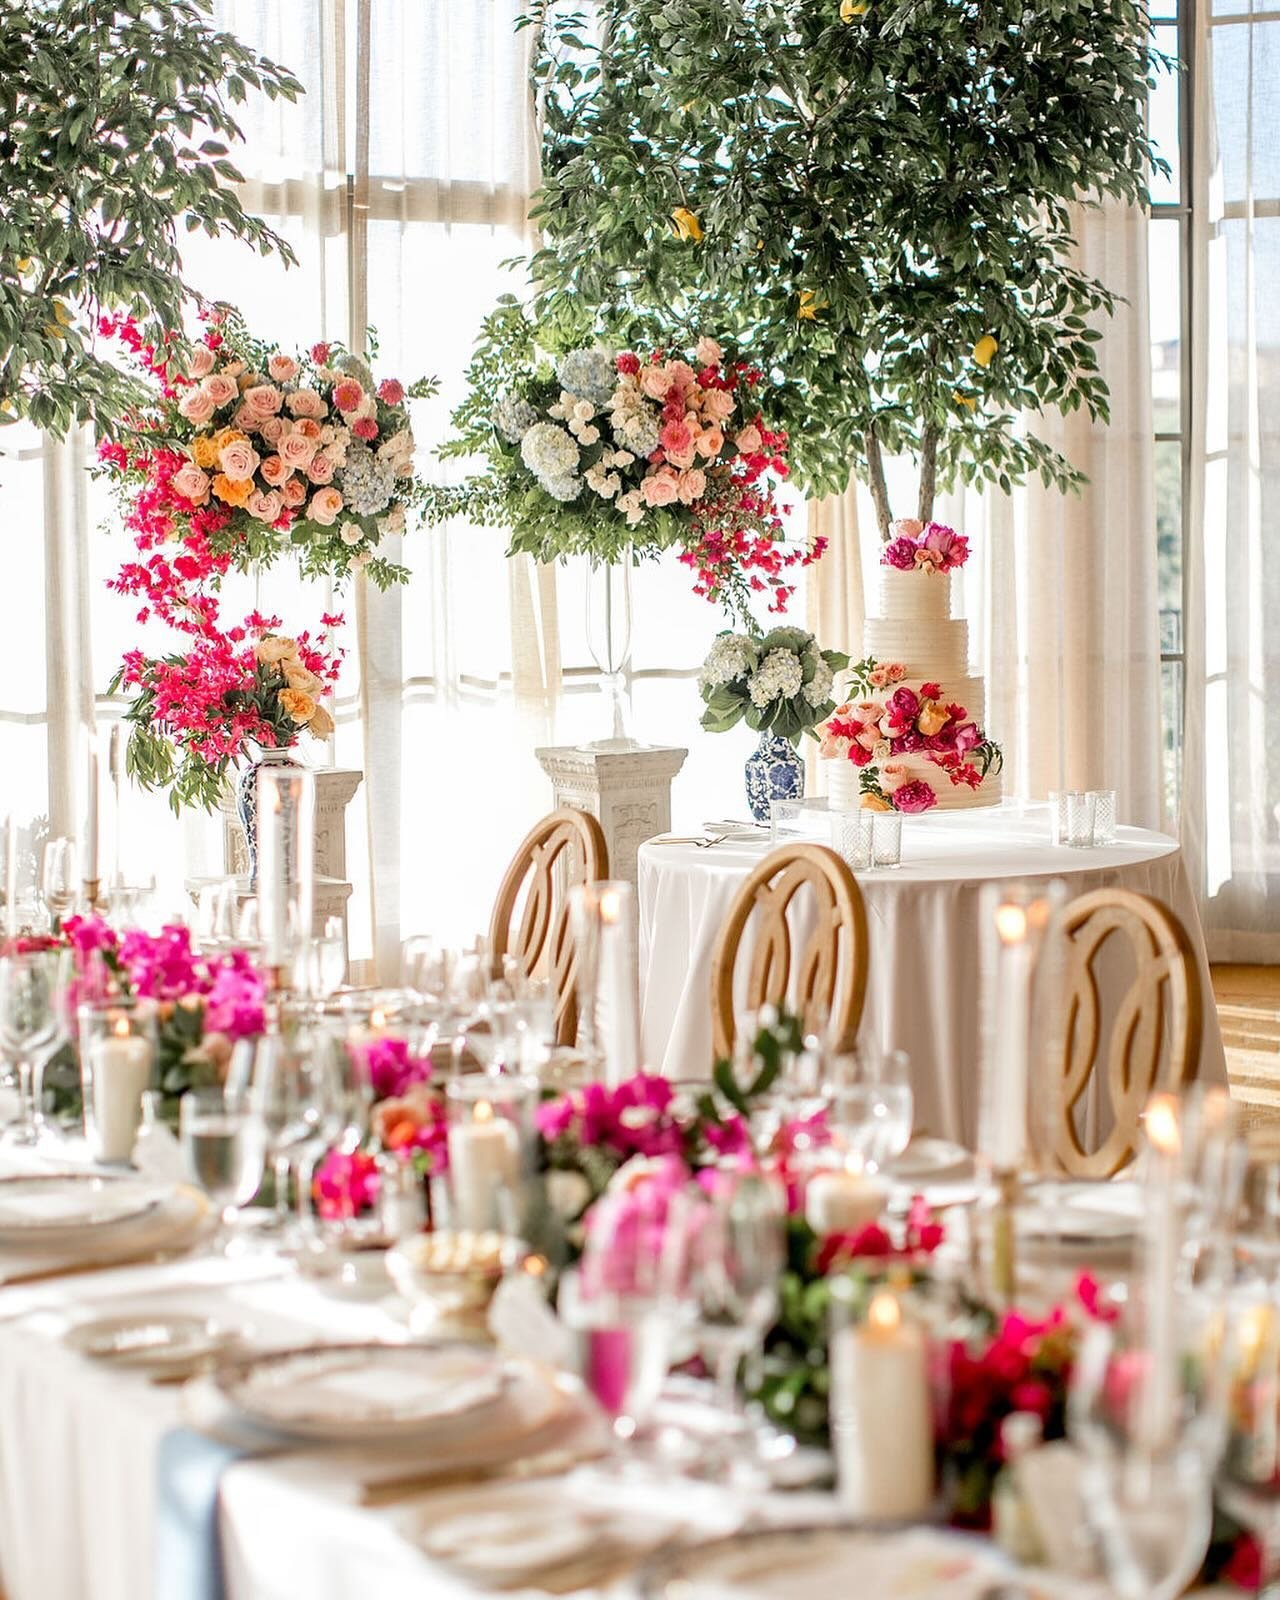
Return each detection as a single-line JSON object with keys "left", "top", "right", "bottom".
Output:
{"left": 0, "top": 0, "right": 302, "bottom": 436}
{"left": 525, "top": 0, "right": 1165, "bottom": 536}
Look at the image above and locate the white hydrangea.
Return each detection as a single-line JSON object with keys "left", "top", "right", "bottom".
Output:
{"left": 541, "top": 473, "right": 582, "bottom": 502}
{"left": 520, "top": 421, "right": 580, "bottom": 484}
{"left": 747, "top": 648, "right": 804, "bottom": 707}
{"left": 612, "top": 409, "right": 660, "bottom": 458}
{"left": 698, "top": 632, "right": 756, "bottom": 692}
{"left": 556, "top": 348, "right": 618, "bottom": 408}
{"left": 803, "top": 657, "right": 834, "bottom": 707}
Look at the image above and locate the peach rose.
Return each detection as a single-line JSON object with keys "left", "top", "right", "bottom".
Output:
{"left": 306, "top": 452, "right": 335, "bottom": 484}
{"left": 188, "top": 346, "right": 216, "bottom": 379}
{"left": 881, "top": 763, "right": 909, "bottom": 793}
{"left": 676, "top": 468, "right": 706, "bottom": 505}
{"left": 178, "top": 387, "right": 216, "bottom": 425}
{"left": 702, "top": 388, "right": 735, "bottom": 423}
{"left": 696, "top": 425, "right": 724, "bottom": 458}
{"left": 734, "top": 424, "right": 763, "bottom": 454}
{"left": 212, "top": 473, "right": 252, "bottom": 508}
{"left": 279, "top": 688, "right": 316, "bottom": 725}
{"left": 281, "top": 478, "right": 307, "bottom": 508}
{"left": 695, "top": 336, "right": 723, "bottom": 366}
{"left": 243, "top": 384, "right": 283, "bottom": 417}
{"left": 339, "top": 520, "right": 363, "bottom": 546}
{"left": 259, "top": 416, "right": 286, "bottom": 446}
{"left": 860, "top": 793, "right": 893, "bottom": 813}
{"left": 639, "top": 364, "right": 670, "bottom": 401}
{"left": 640, "top": 468, "right": 680, "bottom": 507}
{"left": 220, "top": 360, "right": 246, "bottom": 379}
{"left": 231, "top": 405, "right": 259, "bottom": 433}
{"left": 246, "top": 489, "right": 283, "bottom": 523}
{"left": 308, "top": 703, "right": 335, "bottom": 738}
{"left": 284, "top": 663, "right": 323, "bottom": 695}
{"left": 286, "top": 388, "right": 327, "bottom": 420}
{"left": 201, "top": 373, "right": 238, "bottom": 407}
{"left": 278, "top": 431, "right": 318, "bottom": 471}
{"left": 308, "top": 487, "right": 344, "bottom": 525}
{"left": 171, "top": 463, "right": 210, "bottom": 505}
{"left": 256, "top": 636, "right": 298, "bottom": 665}
{"left": 665, "top": 360, "right": 697, "bottom": 392}
{"left": 259, "top": 454, "right": 291, "bottom": 487}
{"left": 890, "top": 518, "right": 925, "bottom": 540}
{"left": 267, "top": 354, "right": 299, "bottom": 384}
{"left": 217, "top": 437, "right": 260, "bottom": 483}
{"left": 293, "top": 417, "right": 322, "bottom": 441}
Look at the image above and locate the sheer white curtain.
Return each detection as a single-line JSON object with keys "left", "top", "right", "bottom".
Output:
{"left": 1184, "top": 0, "right": 1280, "bottom": 960}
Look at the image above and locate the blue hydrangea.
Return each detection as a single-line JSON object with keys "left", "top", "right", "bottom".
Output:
{"left": 556, "top": 349, "right": 617, "bottom": 409}
{"left": 493, "top": 393, "right": 540, "bottom": 444}
{"left": 520, "top": 421, "right": 580, "bottom": 482}
{"left": 337, "top": 442, "right": 396, "bottom": 517}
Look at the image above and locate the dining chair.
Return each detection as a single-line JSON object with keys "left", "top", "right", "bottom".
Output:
{"left": 709, "top": 842, "right": 870, "bottom": 1064}
{"left": 1049, "top": 886, "right": 1204, "bottom": 1179}
{"left": 487, "top": 806, "right": 609, "bottom": 1048}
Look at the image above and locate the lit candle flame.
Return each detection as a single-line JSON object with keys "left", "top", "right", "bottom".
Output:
{"left": 1144, "top": 1092, "right": 1182, "bottom": 1157}
{"left": 112, "top": 1015, "right": 130, "bottom": 1039}
{"left": 867, "top": 1291, "right": 901, "bottom": 1334}
{"left": 994, "top": 903, "right": 1028, "bottom": 945}
{"left": 843, "top": 1149, "right": 866, "bottom": 1178}
{"left": 370, "top": 1008, "right": 387, "bottom": 1030}
{"left": 474, "top": 1099, "right": 494, "bottom": 1125}
{"left": 599, "top": 887, "right": 623, "bottom": 925}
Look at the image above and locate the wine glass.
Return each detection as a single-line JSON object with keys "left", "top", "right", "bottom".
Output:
{"left": 0, "top": 951, "right": 61, "bottom": 1144}
{"left": 180, "top": 1087, "right": 266, "bottom": 1252}
{"left": 824, "top": 1047, "right": 913, "bottom": 1174}
{"left": 1069, "top": 1287, "right": 1227, "bottom": 1600}
{"left": 227, "top": 1029, "right": 340, "bottom": 1235}
{"left": 295, "top": 917, "right": 347, "bottom": 1003}
{"left": 39, "top": 838, "right": 77, "bottom": 929}
{"left": 195, "top": 878, "right": 240, "bottom": 953}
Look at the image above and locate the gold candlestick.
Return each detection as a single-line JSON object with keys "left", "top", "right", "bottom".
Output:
{"left": 991, "top": 1166, "right": 1020, "bottom": 1307}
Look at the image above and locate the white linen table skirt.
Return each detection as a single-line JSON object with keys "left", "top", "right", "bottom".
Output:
{"left": 638, "top": 803, "right": 1226, "bottom": 1146}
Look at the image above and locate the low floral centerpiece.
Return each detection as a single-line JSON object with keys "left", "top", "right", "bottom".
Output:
{"left": 431, "top": 297, "right": 826, "bottom": 624}
{"left": 698, "top": 627, "right": 848, "bottom": 821}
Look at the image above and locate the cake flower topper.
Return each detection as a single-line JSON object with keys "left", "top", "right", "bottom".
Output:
{"left": 882, "top": 519, "right": 969, "bottom": 574}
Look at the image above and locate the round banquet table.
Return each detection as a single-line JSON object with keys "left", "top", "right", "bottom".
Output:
{"left": 637, "top": 802, "right": 1226, "bottom": 1148}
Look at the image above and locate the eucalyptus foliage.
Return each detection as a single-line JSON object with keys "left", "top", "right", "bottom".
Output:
{"left": 525, "top": 0, "right": 1167, "bottom": 534}
{"left": 0, "top": 0, "right": 302, "bottom": 436}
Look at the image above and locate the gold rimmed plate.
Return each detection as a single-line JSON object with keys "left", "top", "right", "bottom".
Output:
{"left": 0, "top": 1174, "right": 170, "bottom": 1245}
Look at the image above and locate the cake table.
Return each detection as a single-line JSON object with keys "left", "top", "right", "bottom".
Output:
{"left": 638, "top": 803, "right": 1226, "bottom": 1147}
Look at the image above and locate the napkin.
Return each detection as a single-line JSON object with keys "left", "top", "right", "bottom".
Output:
{"left": 238, "top": 1348, "right": 502, "bottom": 1424}
{"left": 155, "top": 1427, "right": 255, "bottom": 1600}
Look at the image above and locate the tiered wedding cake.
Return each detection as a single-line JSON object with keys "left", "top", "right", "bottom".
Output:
{"left": 823, "top": 524, "right": 1002, "bottom": 814}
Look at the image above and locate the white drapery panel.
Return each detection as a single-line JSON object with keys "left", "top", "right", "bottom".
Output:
{"left": 1183, "top": 0, "right": 1280, "bottom": 960}
{"left": 806, "top": 201, "right": 1163, "bottom": 833}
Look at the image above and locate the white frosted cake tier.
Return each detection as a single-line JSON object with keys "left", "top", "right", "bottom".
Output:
{"left": 878, "top": 566, "right": 954, "bottom": 622}
{"left": 862, "top": 617, "right": 969, "bottom": 683}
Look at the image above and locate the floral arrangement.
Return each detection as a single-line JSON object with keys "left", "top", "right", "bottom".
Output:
{"left": 433, "top": 297, "right": 827, "bottom": 623}
{"left": 818, "top": 656, "right": 1003, "bottom": 812}
{"left": 698, "top": 627, "right": 848, "bottom": 745}
{"left": 97, "top": 308, "right": 435, "bottom": 596}
{"left": 882, "top": 518, "right": 970, "bottom": 575}
{"left": 110, "top": 615, "right": 344, "bottom": 814}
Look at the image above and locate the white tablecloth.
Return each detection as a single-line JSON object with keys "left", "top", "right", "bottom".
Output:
{"left": 638, "top": 803, "right": 1226, "bottom": 1145}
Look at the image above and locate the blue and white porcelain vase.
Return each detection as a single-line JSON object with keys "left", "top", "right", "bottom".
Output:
{"left": 235, "top": 746, "right": 297, "bottom": 882}
{"left": 744, "top": 732, "right": 805, "bottom": 824}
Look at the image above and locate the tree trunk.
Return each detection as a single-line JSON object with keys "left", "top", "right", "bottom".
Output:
{"left": 864, "top": 426, "right": 893, "bottom": 542}
{"left": 917, "top": 422, "right": 939, "bottom": 525}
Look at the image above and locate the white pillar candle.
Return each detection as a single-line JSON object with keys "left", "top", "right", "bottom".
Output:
{"left": 3, "top": 815, "right": 16, "bottom": 939}
{"left": 989, "top": 901, "right": 1032, "bottom": 1170}
{"left": 447, "top": 1099, "right": 520, "bottom": 1231}
{"left": 87, "top": 1017, "right": 153, "bottom": 1163}
{"left": 832, "top": 1290, "right": 935, "bottom": 1520}
{"left": 108, "top": 723, "right": 123, "bottom": 892}
{"left": 597, "top": 883, "right": 641, "bottom": 1086}
{"left": 805, "top": 1164, "right": 888, "bottom": 1236}
{"left": 83, "top": 731, "right": 100, "bottom": 888}
{"left": 1140, "top": 1092, "right": 1182, "bottom": 1453}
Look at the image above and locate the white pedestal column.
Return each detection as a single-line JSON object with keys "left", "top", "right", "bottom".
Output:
{"left": 535, "top": 744, "right": 687, "bottom": 886}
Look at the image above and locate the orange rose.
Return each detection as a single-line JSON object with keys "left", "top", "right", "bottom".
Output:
{"left": 916, "top": 700, "right": 948, "bottom": 737}
{"left": 279, "top": 687, "right": 317, "bottom": 724}
{"left": 191, "top": 434, "right": 220, "bottom": 469}
{"left": 307, "top": 703, "right": 335, "bottom": 737}
{"left": 212, "top": 473, "right": 253, "bottom": 508}
{"left": 212, "top": 426, "right": 248, "bottom": 452}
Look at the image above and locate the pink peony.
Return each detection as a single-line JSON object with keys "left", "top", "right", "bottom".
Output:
{"left": 305, "top": 452, "right": 335, "bottom": 484}
{"left": 888, "top": 686, "right": 920, "bottom": 720}
{"left": 287, "top": 387, "right": 328, "bottom": 420}
{"left": 259, "top": 453, "right": 291, "bottom": 487}
{"left": 377, "top": 378, "right": 405, "bottom": 405}
{"left": 734, "top": 423, "right": 763, "bottom": 454}
{"left": 883, "top": 537, "right": 918, "bottom": 572}
{"left": 243, "top": 383, "right": 283, "bottom": 417}
{"left": 640, "top": 468, "right": 680, "bottom": 507}
{"left": 351, "top": 1036, "right": 430, "bottom": 1101}
{"left": 308, "top": 487, "right": 344, "bottom": 525}
{"left": 332, "top": 378, "right": 364, "bottom": 412}
{"left": 615, "top": 352, "right": 640, "bottom": 376}
{"left": 314, "top": 1149, "right": 381, "bottom": 1221}
{"left": 660, "top": 417, "right": 694, "bottom": 458}
{"left": 268, "top": 354, "right": 299, "bottom": 384}
{"left": 201, "top": 373, "right": 238, "bottom": 407}
{"left": 893, "top": 780, "right": 937, "bottom": 813}
{"left": 178, "top": 388, "right": 216, "bottom": 425}
{"left": 954, "top": 721, "right": 982, "bottom": 756}
{"left": 171, "top": 463, "right": 210, "bottom": 505}
{"left": 217, "top": 438, "right": 260, "bottom": 483}
{"left": 188, "top": 346, "right": 217, "bottom": 379}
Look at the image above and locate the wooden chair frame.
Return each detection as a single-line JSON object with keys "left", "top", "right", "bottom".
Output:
{"left": 487, "top": 807, "right": 608, "bottom": 1048}
{"left": 709, "top": 842, "right": 869, "bottom": 1063}
{"left": 1051, "top": 886, "right": 1203, "bottom": 1178}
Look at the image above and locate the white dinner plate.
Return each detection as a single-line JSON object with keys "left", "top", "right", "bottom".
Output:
{"left": 887, "top": 1137, "right": 972, "bottom": 1182}
{"left": 0, "top": 1174, "right": 169, "bottom": 1243}
{"left": 65, "top": 1311, "right": 240, "bottom": 1371}
{"left": 215, "top": 1342, "right": 510, "bottom": 1442}
{"left": 1019, "top": 1180, "right": 1139, "bottom": 1243}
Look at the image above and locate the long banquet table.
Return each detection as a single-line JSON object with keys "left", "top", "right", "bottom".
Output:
{"left": 638, "top": 804, "right": 1226, "bottom": 1146}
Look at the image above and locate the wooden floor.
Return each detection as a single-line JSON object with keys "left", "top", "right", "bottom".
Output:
{"left": 1215, "top": 964, "right": 1280, "bottom": 1148}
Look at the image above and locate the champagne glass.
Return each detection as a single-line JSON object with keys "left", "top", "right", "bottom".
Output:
{"left": 824, "top": 1047, "right": 913, "bottom": 1174}
{"left": 180, "top": 1087, "right": 266, "bottom": 1252}
{"left": 0, "top": 951, "right": 60, "bottom": 1144}
{"left": 40, "top": 838, "right": 77, "bottom": 928}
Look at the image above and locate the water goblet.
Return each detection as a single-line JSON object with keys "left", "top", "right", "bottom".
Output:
{"left": 0, "top": 950, "right": 62, "bottom": 1144}
{"left": 40, "top": 838, "right": 77, "bottom": 928}
{"left": 227, "top": 1029, "right": 340, "bottom": 1236}
{"left": 824, "top": 1047, "right": 913, "bottom": 1174}
{"left": 180, "top": 1087, "right": 267, "bottom": 1252}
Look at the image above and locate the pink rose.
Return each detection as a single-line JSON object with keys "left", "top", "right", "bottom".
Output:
{"left": 695, "top": 336, "right": 723, "bottom": 366}
{"left": 217, "top": 437, "right": 260, "bottom": 483}
{"left": 890, "top": 518, "right": 925, "bottom": 540}
{"left": 259, "top": 454, "right": 291, "bottom": 487}
{"left": 246, "top": 489, "right": 283, "bottom": 523}
{"left": 243, "top": 384, "right": 283, "bottom": 417}
{"left": 734, "top": 424, "right": 763, "bottom": 455}
{"left": 640, "top": 468, "right": 680, "bottom": 507}
{"left": 201, "top": 374, "right": 238, "bottom": 407}
{"left": 696, "top": 425, "right": 724, "bottom": 458}
{"left": 954, "top": 722, "right": 982, "bottom": 756}
{"left": 702, "top": 389, "right": 735, "bottom": 423}
{"left": 231, "top": 404, "right": 259, "bottom": 433}
{"left": 665, "top": 360, "right": 697, "bottom": 392}
{"left": 188, "top": 346, "right": 216, "bottom": 379}
{"left": 308, "top": 487, "right": 344, "bottom": 525}
{"left": 171, "top": 463, "right": 210, "bottom": 505}
{"left": 306, "top": 452, "right": 335, "bottom": 484}
{"left": 676, "top": 468, "right": 706, "bottom": 505}
{"left": 639, "top": 364, "right": 670, "bottom": 401}
{"left": 332, "top": 378, "right": 364, "bottom": 412}
{"left": 259, "top": 416, "right": 286, "bottom": 446}
{"left": 377, "top": 378, "right": 405, "bottom": 404}
{"left": 267, "top": 354, "right": 299, "bottom": 384}
{"left": 351, "top": 416, "right": 378, "bottom": 441}
{"left": 279, "top": 431, "right": 318, "bottom": 470}
{"left": 178, "top": 387, "right": 216, "bottom": 424}
{"left": 286, "top": 388, "right": 327, "bottom": 420}
{"left": 281, "top": 477, "right": 307, "bottom": 508}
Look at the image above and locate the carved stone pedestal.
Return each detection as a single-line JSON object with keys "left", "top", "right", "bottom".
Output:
{"left": 535, "top": 743, "right": 687, "bottom": 885}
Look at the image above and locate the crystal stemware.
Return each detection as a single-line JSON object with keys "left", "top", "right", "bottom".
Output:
{"left": 39, "top": 838, "right": 77, "bottom": 929}
{"left": 0, "top": 951, "right": 62, "bottom": 1144}
{"left": 824, "top": 1046, "right": 913, "bottom": 1174}
{"left": 180, "top": 1087, "right": 266, "bottom": 1252}
{"left": 227, "top": 1029, "right": 340, "bottom": 1235}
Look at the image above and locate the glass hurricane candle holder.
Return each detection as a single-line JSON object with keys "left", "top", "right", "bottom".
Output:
{"left": 831, "top": 809, "right": 873, "bottom": 871}
{"left": 1064, "top": 790, "right": 1096, "bottom": 849}
{"left": 1089, "top": 789, "right": 1118, "bottom": 846}
{"left": 871, "top": 810, "right": 904, "bottom": 868}
{"left": 443, "top": 1075, "right": 537, "bottom": 1233}
{"left": 78, "top": 998, "right": 158, "bottom": 1164}
{"left": 570, "top": 880, "right": 641, "bottom": 1085}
